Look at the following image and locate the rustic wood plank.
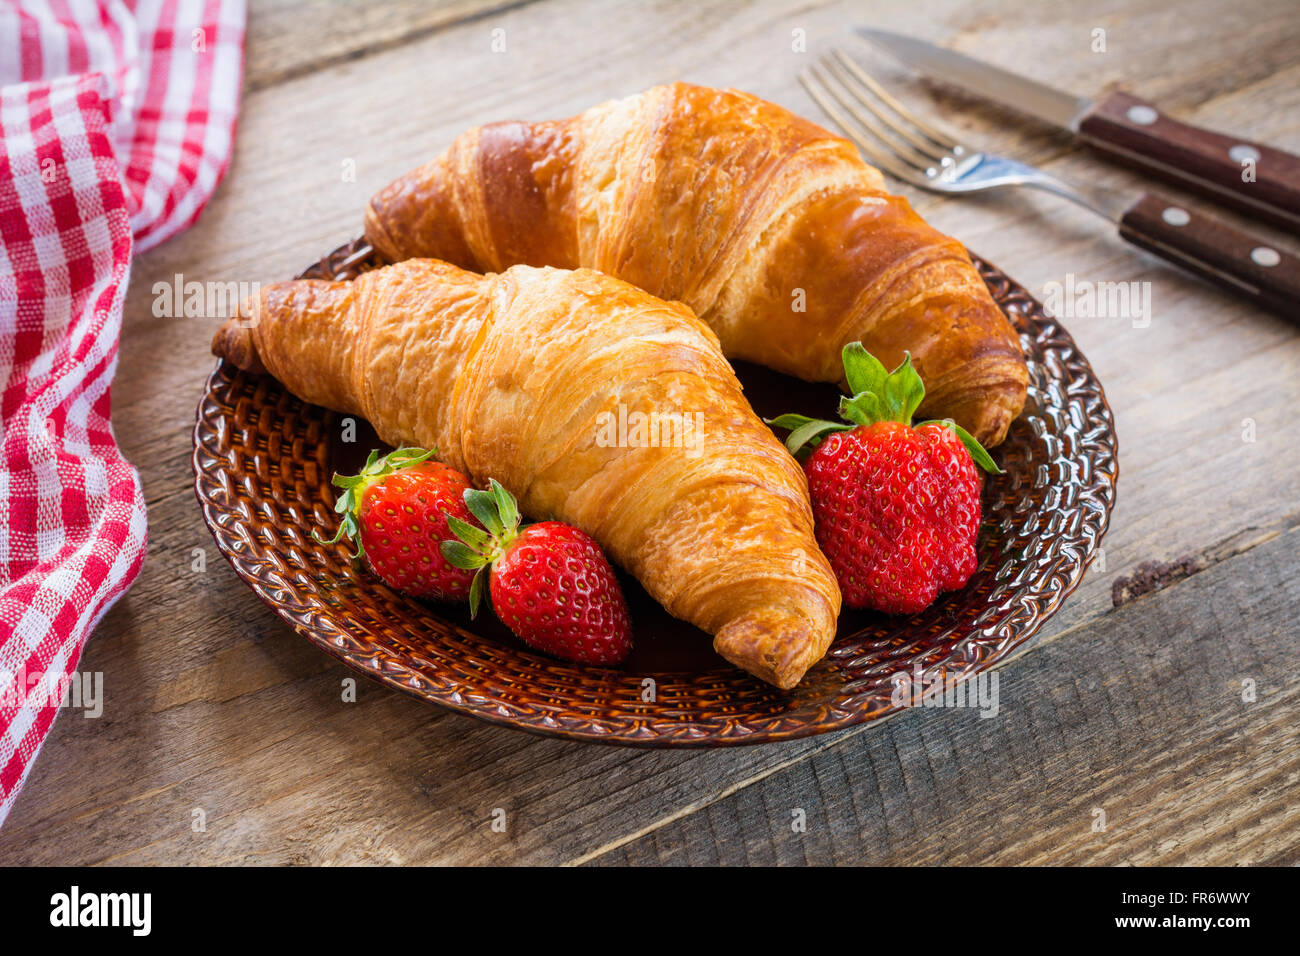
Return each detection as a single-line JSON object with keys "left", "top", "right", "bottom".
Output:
{"left": 242, "top": 0, "right": 545, "bottom": 92}
{"left": 0, "top": 0, "right": 1297, "bottom": 864}
{"left": 587, "top": 524, "right": 1300, "bottom": 865}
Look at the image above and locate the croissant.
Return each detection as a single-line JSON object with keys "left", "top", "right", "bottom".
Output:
{"left": 212, "top": 258, "right": 842, "bottom": 689}
{"left": 364, "top": 82, "right": 1028, "bottom": 446}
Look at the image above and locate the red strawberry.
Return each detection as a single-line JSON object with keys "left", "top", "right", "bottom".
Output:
{"left": 319, "top": 447, "right": 482, "bottom": 601}
{"left": 770, "top": 344, "right": 1001, "bottom": 614}
{"left": 440, "top": 480, "right": 632, "bottom": 665}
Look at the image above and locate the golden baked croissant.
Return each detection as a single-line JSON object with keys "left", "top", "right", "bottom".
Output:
{"left": 212, "top": 258, "right": 841, "bottom": 689}
{"left": 364, "top": 83, "right": 1028, "bottom": 446}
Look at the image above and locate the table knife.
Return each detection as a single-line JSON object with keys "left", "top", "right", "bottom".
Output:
{"left": 858, "top": 27, "right": 1300, "bottom": 231}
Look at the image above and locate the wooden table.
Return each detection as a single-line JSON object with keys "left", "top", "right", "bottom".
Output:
{"left": 1, "top": 0, "right": 1296, "bottom": 866}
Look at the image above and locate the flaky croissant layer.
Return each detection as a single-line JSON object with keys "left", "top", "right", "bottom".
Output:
{"left": 213, "top": 259, "right": 842, "bottom": 689}
{"left": 365, "top": 82, "right": 1029, "bottom": 446}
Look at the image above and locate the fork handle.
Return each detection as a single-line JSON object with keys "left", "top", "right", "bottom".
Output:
{"left": 1118, "top": 193, "right": 1300, "bottom": 317}
{"left": 1078, "top": 91, "right": 1300, "bottom": 231}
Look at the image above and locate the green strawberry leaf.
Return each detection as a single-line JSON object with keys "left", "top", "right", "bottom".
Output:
{"left": 841, "top": 342, "right": 889, "bottom": 398}
{"left": 766, "top": 414, "right": 855, "bottom": 459}
{"left": 917, "top": 419, "right": 1004, "bottom": 475}
{"left": 783, "top": 419, "right": 853, "bottom": 459}
{"left": 839, "top": 390, "right": 882, "bottom": 426}
{"left": 383, "top": 447, "right": 435, "bottom": 471}
{"left": 446, "top": 514, "right": 491, "bottom": 550}
{"left": 766, "top": 413, "right": 818, "bottom": 432}
{"left": 489, "top": 479, "right": 520, "bottom": 535}
{"left": 883, "top": 352, "right": 926, "bottom": 423}
{"left": 441, "top": 539, "right": 487, "bottom": 570}
{"left": 467, "top": 567, "right": 488, "bottom": 619}
{"left": 313, "top": 505, "right": 364, "bottom": 559}
{"left": 464, "top": 488, "right": 505, "bottom": 537}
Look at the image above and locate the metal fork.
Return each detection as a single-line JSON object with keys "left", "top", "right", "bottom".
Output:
{"left": 798, "top": 51, "right": 1299, "bottom": 317}
{"left": 800, "top": 49, "right": 1130, "bottom": 221}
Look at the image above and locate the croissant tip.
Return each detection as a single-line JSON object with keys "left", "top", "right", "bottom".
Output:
{"left": 211, "top": 316, "right": 266, "bottom": 374}
{"left": 714, "top": 611, "right": 823, "bottom": 690}
{"left": 363, "top": 205, "right": 399, "bottom": 264}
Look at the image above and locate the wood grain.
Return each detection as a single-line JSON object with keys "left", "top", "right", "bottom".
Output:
{"left": 0, "top": 0, "right": 1296, "bottom": 865}
{"left": 588, "top": 525, "right": 1300, "bottom": 865}
{"left": 241, "top": 0, "right": 544, "bottom": 92}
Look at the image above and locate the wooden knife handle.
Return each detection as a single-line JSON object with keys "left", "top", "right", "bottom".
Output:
{"left": 1079, "top": 91, "right": 1300, "bottom": 231}
{"left": 1118, "top": 193, "right": 1300, "bottom": 317}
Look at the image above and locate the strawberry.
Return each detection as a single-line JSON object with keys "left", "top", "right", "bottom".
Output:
{"left": 318, "top": 447, "right": 482, "bottom": 601}
{"left": 769, "top": 344, "right": 1002, "bottom": 614}
{"left": 440, "top": 480, "right": 632, "bottom": 665}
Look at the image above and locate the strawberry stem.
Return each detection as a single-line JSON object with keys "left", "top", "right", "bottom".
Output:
{"left": 312, "top": 446, "right": 438, "bottom": 559}
{"left": 439, "top": 478, "right": 525, "bottom": 618}
{"left": 767, "top": 342, "right": 1002, "bottom": 474}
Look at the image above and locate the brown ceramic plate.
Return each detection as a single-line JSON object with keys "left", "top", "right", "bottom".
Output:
{"left": 192, "top": 239, "right": 1117, "bottom": 746}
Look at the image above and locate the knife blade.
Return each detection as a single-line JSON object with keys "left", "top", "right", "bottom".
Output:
{"left": 857, "top": 27, "right": 1300, "bottom": 230}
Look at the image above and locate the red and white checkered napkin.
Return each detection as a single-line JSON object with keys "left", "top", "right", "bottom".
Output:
{"left": 0, "top": 1, "right": 245, "bottom": 828}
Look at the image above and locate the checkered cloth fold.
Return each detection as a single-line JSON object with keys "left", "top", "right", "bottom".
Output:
{"left": 0, "top": 0, "right": 245, "bottom": 828}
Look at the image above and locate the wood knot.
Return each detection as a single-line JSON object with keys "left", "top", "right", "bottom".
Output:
{"left": 1111, "top": 555, "right": 1205, "bottom": 608}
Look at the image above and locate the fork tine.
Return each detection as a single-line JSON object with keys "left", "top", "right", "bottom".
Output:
{"left": 820, "top": 56, "right": 946, "bottom": 168}
{"left": 823, "top": 53, "right": 952, "bottom": 164}
{"left": 830, "top": 49, "right": 965, "bottom": 155}
{"left": 799, "top": 64, "right": 931, "bottom": 186}
{"left": 803, "top": 49, "right": 1117, "bottom": 216}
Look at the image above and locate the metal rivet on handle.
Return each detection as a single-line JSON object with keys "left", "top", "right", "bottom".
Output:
{"left": 1126, "top": 105, "right": 1159, "bottom": 125}
{"left": 1251, "top": 246, "right": 1281, "bottom": 267}
{"left": 1229, "top": 144, "right": 1261, "bottom": 163}
{"left": 1162, "top": 207, "right": 1191, "bottom": 226}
